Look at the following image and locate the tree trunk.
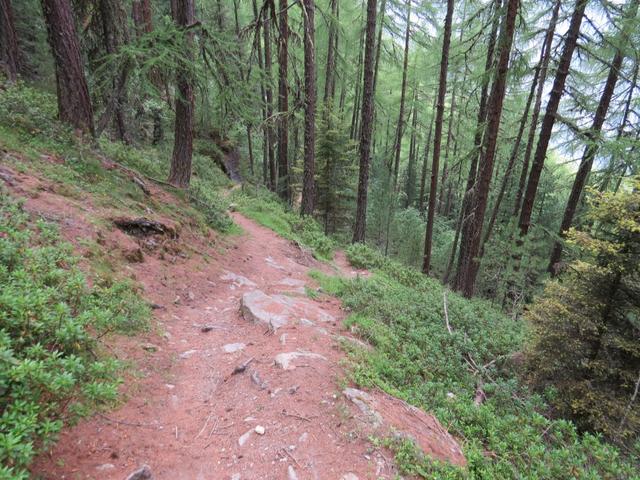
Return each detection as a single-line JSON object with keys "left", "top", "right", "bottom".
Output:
{"left": 548, "top": 0, "right": 638, "bottom": 275}
{"left": 391, "top": 0, "right": 412, "bottom": 187}
{"left": 132, "top": 0, "right": 153, "bottom": 35}
{"left": 352, "top": 0, "right": 377, "bottom": 243}
{"left": 422, "top": 0, "right": 454, "bottom": 274}
{"left": 97, "top": 0, "right": 131, "bottom": 143}
{"left": 518, "top": 0, "right": 587, "bottom": 238}
{"left": 349, "top": 2, "right": 366, "bottom": 141}
{"left": 405, "top": 88, "right": 418, "bottom": 207}
{"left": 263, "top": 4, "right": 277, "bottom": 191}
{"left": 251, "top": 0, "right": 268, "bottom": 185}
{"left": 452, "top": 0, "right": 501, "bottom": 289}
{"left": 323, "top": 0, "right": 337, "bottom": 104}
{"left": 418, "top": 95, "right": 436, "bottom": 212}
{"left": 167, "top": 0, "right": 195, "bottom": 188}
{"left": 0, "top": 0, "right": 20, "bottom": 82}
{"left": 277, "top": 0, "right": 290, "bottom": 203}
{"left": 41, "top": 0, "right": 94, "bottom": 135}
{"left": 455, "top": 0, "right": 518, "bottom": 298}
{"left": 300, "top": 0, "right": 316, "bottom": 216}
{"left": 512, "top": 0, "right": 560, "bottom": 216}
{"left": 438, "top": 80, "right": 457, "bottom": 214}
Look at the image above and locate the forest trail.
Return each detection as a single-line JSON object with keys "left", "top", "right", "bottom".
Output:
{"left": 3, "top": 165, "right": 464, "bottom": 480}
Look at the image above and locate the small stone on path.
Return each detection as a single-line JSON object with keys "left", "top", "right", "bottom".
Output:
{"left": 179, "top": 349, "right": 198, "bottom": 359}
{"left": 287, "top": 465, "right": 298, "bottom": 480}
{"left": 275, "top": 352, "right": 327, "bottom": 370}
{"left": 222, "top": 343, "right": 246, "bottom": 353}
{"left": 255, "top": 425, "right": 266, "bottom": 435}
{"left": 238, "top": 429, "right": 253, "bottom": 446}
{"left": 125, "top": 465, "right": 153, "bottom": 480}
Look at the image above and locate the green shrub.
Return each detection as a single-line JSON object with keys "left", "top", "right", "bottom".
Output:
{"left": 0, "top": 196, "right": 149, "bottom": 478}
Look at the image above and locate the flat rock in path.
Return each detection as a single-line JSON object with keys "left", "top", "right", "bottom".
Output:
{"left": 222, "top": 342, "right": 246, "bottom": 353}
{"left": 274, "top": 351, "right": 327, "bottom": 370}
{"left": 221, "top": 271, "right": 257, "bottom": 288}
{"left": 343, "top": 388, "right": 466, "bottom": 467}
{"left": 125, "top": 465, "right": 153, "bottom": 480}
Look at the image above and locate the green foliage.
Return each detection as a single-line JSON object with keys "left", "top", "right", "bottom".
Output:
{"left": 314, "top": 253, "right": 638, "bottom": 478}
{"left": 232, "top": 187, "right": 335, "bottom": 260}
{"left": 0, "top": 196, "right": 149, "bottom": 478}
{"left": 526, "top": 181, "right": 640, "bottom": 445}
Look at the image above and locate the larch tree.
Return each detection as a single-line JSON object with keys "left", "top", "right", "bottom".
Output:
{"left": 455, "top": 0, "right": 519, "bottom": 298}
{"left": 277, "top": 0, "right": 290, "bottom": 203}
{"left": 422, "top": 0, "right": 454, "bottom": 274}
{"left": 263, "top": 2, "right": 276, "bottom": 190}
{"left": 300, "top": 0, "right": 316, "bottom": 216}
{"left": 0, "top": 0, "right": 20, "bottom": 82}
{"left": 392, "top": 0, "right": 412, "bottom": 187}
{"left": 548, "top": 0, "right": 639, "bottom": 275}
{"left": 352, "top": 0, "right": 377, "bottom": 243}
{"left": 167, "top": 0, "right": 196, "bottom": 188}
{"left": 41, "top": 0, "right": 94, "bottom": 135}
{"left": 517, "top": 0, "right": 588, "bottom": 238}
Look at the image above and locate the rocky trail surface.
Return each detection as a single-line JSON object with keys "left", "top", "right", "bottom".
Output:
{"left": 3, "top": 165, "right": 464, "bottom": 479}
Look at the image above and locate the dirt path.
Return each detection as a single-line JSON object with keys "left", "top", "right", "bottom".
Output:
{"left": 29, "top": 205, "right": 395, "bottom": 479}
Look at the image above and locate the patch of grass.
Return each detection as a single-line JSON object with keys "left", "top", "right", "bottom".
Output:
{"left": 232, "top": 187, "right": 336, "bottom": 260}
{"left": 313, "top": 254, "right": 638, "bottom": 479}
{"left": 0, "top": 195, "right": 149, "bottom": 479}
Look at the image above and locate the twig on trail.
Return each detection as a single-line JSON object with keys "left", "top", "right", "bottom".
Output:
{"left": 195, "top": 414, "right": 212, "bottom": 439}
{"left": 97, "top": 413, "right": 160, "bottom": 429}
{"left": 232, "top": 357, "right": 255, "bottom": 375}
{"left": 281, "top": 410, "right": 316, "bottom": 422}
{"left": 175, "top": 425, "right": 179, "bottom": 439}
{"left": 443, "top": 290, "right": 452, "bottom": 335}
{"left": 281, "top": 447, "right": 302, "bottom": 469}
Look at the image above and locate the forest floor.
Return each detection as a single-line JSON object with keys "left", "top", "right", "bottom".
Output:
{"left": 3, "top": 163, "right": 463, "bottom": 480}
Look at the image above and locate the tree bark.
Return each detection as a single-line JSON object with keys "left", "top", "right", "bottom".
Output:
{"left": 404, "top": 87, "right": 419, "bottom": 207}
{"left": 0, "top": 0, "right": 20, "bottom": 82}
{"left": 518, "top": 0, "right": 587, "bottom": 238}
{"left": 418, "top": 95, "right": 436, "bottom": 213}
{"left": 41, "top": 0, "right": 94, "bottom": 135}
{"left": 512, "top": 0, "right": 560, "bottom": 216}
{"left": 263, "top": 4, "right": 277, "bottom": 191}
{"left": 349, "top": 1, "right": 366, "bottom": 141}
{"left": 323, "top": 0, "right": 338, "bottom": 104}
{"left": 352, "top": 0, "right": 377, "bottom": 243}
{"left": 422, "top": 0, "right": 454, "bottom": 274}
{"left": 167, "top": 0, "right": 195, "bottom": 188}
{"left": 391, "top": 0, "right": 412, "bottom": 187}
{"left": 548, "top": 0, "right": 638, "bottom": 275}
{"left": 300, "top": 0, "right": 316, "bottom": 216}
{"left": 132, "top": 0, "right": 153, "bottom": 35}
{"left": 455, "top": 0, "right": 518, "bottom": 298}
{"left": 277, "top": 0, "right": 290, "bottom": 203}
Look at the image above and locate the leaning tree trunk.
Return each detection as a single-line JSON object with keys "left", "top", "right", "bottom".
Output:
{"left": 167, "top": 0, "right": 195, "bottom": 188}
{"left": 422, "top": 0, "right": 454, "bottom": 274}
{"left": 352, "top": 0, "right": 377, "bottom": 243}
{"left": 300, "top": 0, "right": 316, "bottom": 216}
{"left": 548, "top": 0, "right": 638, "bottom": 275}
{"left": 41, "top": 0, "right": 94, "bottom": 135}
{"left": 455, "top": 0, "right": 518, "bottom": 297}
{"left": 518, "top": 0, "right": 587, "bottom": 238}
{"left": 512, "top": 0, "right": 560, "bottom": 216}
{"left": 391, "top": 0, "right": 412, "bottom": 187}
{"left": 0, "top": 0, "right": 20, "bottom": 82}
{"left": 277, "top": 0, "right": 290, "bottom": 203}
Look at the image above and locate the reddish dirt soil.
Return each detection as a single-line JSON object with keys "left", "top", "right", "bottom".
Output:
{"left": 2, "top": 164, "right": 463, "bottom": 479}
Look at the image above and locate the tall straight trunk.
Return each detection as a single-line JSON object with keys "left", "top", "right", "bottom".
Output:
{"left": 418, "top": 95, "right": 436, "bottom": 212}
{"left": 247, "top": 125, "right": 254, "bottom": 175}
{"left": 600, "top": 59, "right": 637, "bottom": 192}
{"left": 263, "top": 4, "right": 277, "bottom": 190}
{"left": 167, "top": 0, "right": 195, "bottom": 188}
{"left": 252, "top": 0, "right": 268, "bottom": 184}
{"left": 405, "top": 88, "right": 419, "bottom": 207}
{"left": 456, "top": 0, "right": 518, "bottom": 297}
{"left": 277, "top": 0, "right": 290, "bottom": 203}
{"left": 97, "top": 0, "right": 131, "bottom": 143}
{"left": 352, "top": 0, "right": 377, "bottom": 243}
{"left": 518, "top": 0, "right": 587, "bottom": 237}
{"left": 0, "top": 0, "right": 20, "bottom": 82}
{"left": 41, "top": 0, "right": 94, "bottom": 135}
{"left": 391, "top": 0, "right": 412, "bottom": 187}
{"left": 372, "top": 0, "right": 387, "bottom": 99}
{"left": 323, "top": 0, "right": 337, "bottom": 104}
{"left": 349, "top": 1, "right": 366, "bottom": 140}
{"left": 438, "top": 80, "right": 456, "bottom": 213}
{"left": 300, "top": 0, "right": 316, "bottom": 215}
{"left": 548, "top": 0, "right": 638, "bottom": 275}
{"left": 512, "top": 0, "right": 560, "bottom": 215}
{"left": 132, "top": 0, "right": 153, "bottom": 34}
{"left": 452, "top": 0, "right": 501, "bottom": 288}
{"left": 422, "top": 0, "right": 454, "bottom": 274}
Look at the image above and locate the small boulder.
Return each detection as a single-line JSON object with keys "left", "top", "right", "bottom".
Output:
{"left": 125, "top": 465, "right": 153, "bottom": 480}
{"left": 274, "top": 352, "right": 327, "bottom": 370}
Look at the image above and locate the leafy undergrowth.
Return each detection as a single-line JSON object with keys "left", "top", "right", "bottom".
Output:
{"left": 0, "top": 82, "right": 235, "bottom": 234}
{"left": 231, "top": 186, "right": 336, "bottom": 260}
{"left": 0, "top": 196, "right": 149, "bottom": 479}
{"left": 310, "top": 243, "right": 639, "bottom": 479}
